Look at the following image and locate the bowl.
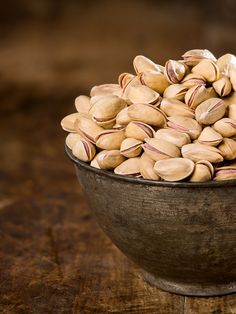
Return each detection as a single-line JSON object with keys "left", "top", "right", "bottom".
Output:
{"left": 65, "top": 144, "right": 236, "bottom": 296}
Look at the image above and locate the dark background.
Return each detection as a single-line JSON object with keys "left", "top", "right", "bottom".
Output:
{"left": 0, "top": 1, "right": 236, "bottom": 313}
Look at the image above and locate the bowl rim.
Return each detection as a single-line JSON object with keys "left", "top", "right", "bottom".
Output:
{"left": 65, "top": 144, "right": 236, "bottom": 188}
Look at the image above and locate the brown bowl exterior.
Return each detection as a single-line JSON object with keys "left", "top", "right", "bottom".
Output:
{"left": 65, "top": 145, "right": 236, "bottom": 296}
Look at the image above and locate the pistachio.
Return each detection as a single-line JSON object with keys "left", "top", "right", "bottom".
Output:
{"left": 192, "top": 59, "right": 220, "bottom": 83}
{"left": 133, "top": 55, "right": 162, "bottom": 74}
{"left": 120, "top": 138, "right": 143, "bottom": 158}
{"left": 90, "top": 84, "right": 121, "bottom": 97}
{"left": 140, "top": 153, "right": 160, "bottom": 180}
{"left": 74, "top": 116, "right": 104, "bottom": 143}
{"left": 198, "top": 126, "right": 223, "bottom": 146}
{"left": 230, "top": 68, "right": 236, "bottom": 91}
{"left": 181, "top": 73, "right": 206, "bottom": 88}
{"left": 167, "top": 116, "right": 202, "bottom": 140}
{"left": 72, "top": 139, "right": 96, "bottom": 162}
{"left": 90, "top": 155, "right": 101, "bottom": 169}
{"left": 216, "top": 54, "right": 236, "bottom": 77}
{"left": 125, "top": 121, "right": 155, "bottom": 141}
{"left": 163, "top": 84, "right": 188, "bottom": 100}
{"left": 181, "top": 143, "right": 223, "bottom": 163}
{"left": 126, "top": 85, "right": 160, "bottom": 104}
{"left": 213, "top": 77, "right": 232, "bottom": 97}
{"left": 122, "top": 76, "right": 142, "bottom": 101}
{"left": 118, "top": 73, "right": 135, "bottom": 88}
{"left": 154, "top": 128, "right": 191, "bottom": 148}
{"left": 160, "top": 98, "right": 194, "bottom": 118}
{"left": 75, "top": 95, "right": 91, "bottom": 114}
{"left": 182, "top": 49, "right": 216, "bottom": 66}
{"left": 96, "top": 129, "right": 125, "bottom": 150}
{"left": 89, "top": 95, "right": 127, "bottom": 127}
{"left": 228, "top": 104, "right": 236, "bottom": 121}
{"left": 214, "top": 162, "right": 236, "bottom": 181}
{"left": 142, "top": 138, "right": 180, "bottom": 161}
{"left": 218, "top": 138, "right": 236, "bottom": 160}
{"left": 164, "top": 59, "right": 186, "bottom": 84}
{"left": 154, "top": 158, "right": 195, "bottom": 181}
{"left": 189, "top": 160, "right": 213, "bottom": 182}
{"left": 140, "top": 70, "right": 170, "bottom": 94}
{"left": 97, "top": 150, "right": 125, "bottom": 170}
{"left": 114, "top": 157, "right": 141, "bottom": 176}
{"left": 184, "top": 85, "right": 210, "bottom": 109}
{"left": 128, "top": 103, "right": 166, "bottom": 127}
{"left": 195, "top": 98, "right": 226, "bottom": 125}
{"left": 223, "top": 91, "right": 236, "bottom": 108}
{"left": 65, "top": 133, "right": 83, "bottom": 149}
{"left": 116, "top": 107, "right": 132, "bottom": 126}
{"left": 207, "top": 87, "right": 218, "bottom": 98}
{"left": 213, "top": 118, "right": 236, "bottom": 137}
{"left": 61, "top": 112, "right": 89, "bottom": 132}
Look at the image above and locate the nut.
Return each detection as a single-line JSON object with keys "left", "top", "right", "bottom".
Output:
{"left": 125, "top": 121, "right": 155, "bottom": 141}
{"left": 97, "top": 150, "right": 125, "bottom": 169}
{"left": 184, "top": 85, "right": 210, "bottom": 109}
{"left": 90, "top": 84, "right": 121, "bottom": 97}
{"left": 160, "top": 98, "right": 194, "bottom": 118}
{"left": 192, "top": 59, "right": 220, "bottom": 83}
{"left": 181, "top": 73, "right": 206, "bottom": 88}
{"left": 75, "top": 95, "right": 91, "bottom": 114}
{"left": 213, "top": 118, "right": 236, "bottom": 137}
{"left": 72, "top": 139, "right": 96, "bottom": 162}
{"left": 181, "top": 143, "right": 223, "bottom": 163}
{"left": 120, "top": 138, "right": 143, "bottom": 158}
{"left": 140, "top": 153, "right": 160, "bottom": 180}
{"left": 61, "top": 113, "right": 89, "bottom": 132}
{"left": 140, "top": 70, "right": 170, "bottom": 94}
{"left": 167, "top": 116, "right": 202, "bottom": 140}
{"left": 213, "top": 77, "right": 232, "bottom": 97}
{"left": 218, "top": 138, "right": 236, "bottom": 160}
{"left": 65, "top": 133, "right": 83, "bottom": 149}
{"left": 165, "top": 60, "right": 186, "bottom": 83}
{"left": 142, "top": 138, "right": 181, "bottom": 161}
{"left": 189, "top": 160, "right": 214, "bottom": 182}
{"left": 163, "top": 84, "right": 188, "bottom": 100}
{"left": 154, "top": 128, "right": 191, "bottom": 148}
{"left": 182, "top": 49, "right": 216, "bottom": 66}
{"left": 126, "top": 85, "right": 160, "bottom": 104}
{"left": 96, "top": 129, "right": 125, "bottom": 150}
{"left": 195, "top": 98, "right": 226, "bottom": 125}
{"left": 74, "top": 116, "right": 104, "bottom": 143}
{"left": 133, "top": 55, "right": 162, "bottom": 74}
{"left": 197, "top": 126, "right": 223, "bottom": 146}
{"left": 216, "top": 54, "right": 236, "bottom": 77}
{"left": 114, "top": 157, "right": 141, "bottom": 176}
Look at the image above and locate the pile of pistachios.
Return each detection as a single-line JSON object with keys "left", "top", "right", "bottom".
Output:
{"left": 61, "top": 49, "right": 236, "bottom": 182}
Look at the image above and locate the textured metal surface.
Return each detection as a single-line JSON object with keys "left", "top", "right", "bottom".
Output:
{"left": 66, "top": 145, "right": 236, "bottom": 296}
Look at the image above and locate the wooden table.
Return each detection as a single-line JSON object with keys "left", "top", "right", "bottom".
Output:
{"left": 1, "top": 2, "right": 236, "bottom": 312}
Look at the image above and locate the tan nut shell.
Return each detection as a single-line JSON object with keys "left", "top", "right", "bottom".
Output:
{"left": 75, "top": 95, "right": 91, "bottom": 113}
{"left": 126, "top": 85, "right": 160, "bottom": 104}
{"left": 74, "top": 116, "right": 104, "bottom": 143}
{"left": 96, "top": 129, "right": 125, "bottom": 150}
{"left": 167, "top": 116, "right": 202, "bottom": 140}
{"left": 195, "top": 98, "right": 226, "bottom": 125}
{"left": 90, "top": 84, "right": 121, "bottom": 97}
{"left": 165, "top": 60, "right": 186, "bottom": 84}
{"left": 97, "top": 150, "right": 125, "bottom": 170}
{"left": 140, "top": 153, "right": 160, "bottom": 180}
{"left": 114, "top": 157, "right": 141, "bottom": 176}
{"left": 184, "top": 85, "right": 210, "bottom": 109}
{"left": 160, "top": 98, "right": 194, "bottom": 118}
{"left": 189, "top": 161, "right": 213, "bottom": 182}
{"left": 228, "top": 104, "right": 236, "bottom": 121}
{"left": 142, "top": 138, "right": 181, "bottom": 161}
{"left": 72, "top": 139, "right": 96, "bottom": 162}
{"left": 197, "top": 127, "right": 223, "bottom": 146}
{"left": 65, "top": 133, "right": 83, "bottom": 149}
{"left": 213, "top": 77, "right": 232, "bottom": 97}
{"left": 218, "top": 138, "right": 236, "bottom": 160}
{"left": 181, "top": 143, "right": 223, "bottom": 163}
{"left": 182, "top": 49, "right": 216, "bottom": 66}
{"left": 116, "top": 107, "right": 132, "bottom": 126}
{"left": 213, "top": 118, "right": 236, "bottom": 137}
{"left": 125, "top": 121, "right": 155, "bottom": 141}
{"left": 163, "top": 84, "right": 188, "bottom": 101}
{"left": 118, "top": 73, "right": 135, "bottom": 88}
{"left": 140, "top": 70, "right": 170, "bottom": 94}
{"left": 216, "top": 54, "right": 236, "bottom": 77}
{"left": 192, "top": 59, "right": 220, "bottom": 83}
{"left": 120, "top": 138, "right": 143, "bottom": 158}
{"left": 61, "top": 112, "right": 89, "bottom": 132}
{"left": 154, "top": 128, "right": 191, "bottom": 148}
{"left": 181, "top": 73, "right": 206, "bottom": 88}
{"left": 133, "top": 55, "right": 162, "bottom": 74}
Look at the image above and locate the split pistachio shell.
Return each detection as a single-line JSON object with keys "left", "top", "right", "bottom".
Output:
{"left": 228, "top": 104, "right": 236, "bottom": 121}
{"left": 216, "top": 54, "right": 236, "bottom": 77}
{"left": 154, "top": 128, "right": 190, "bottom": 148}
{"left": 214, "top": 162, "right": 236, "bottom": 181}
{"left": 182, "top": 49, "right": 216, "bottom": 66}
{"left": 75, "top": 95, "right": 91, "bottom": 113}
{"left": 72, "top": 139, "right": 96, "bottom": 162}
{"left": 89, "top": 95, "right": 127, "bottom": 125}
{"left": 74, "top": 116, "right": 104, "bottom": 143}
{"left": 163, "top": 84, "right": 188, "bottom": 100}
{"left": 195, "top": 98, "right": 226, "bottom": 125}
{"left": 218, "top": 138, "right": 236, "bottom": 160}
{"left": 128, "top": 103, "right": 166, "bottom": 127}
{"left": 213, "top": 77, "right": 232, "bottom": 97}
{"left": 154, "top": 158, "right": 195, "bottom": 181}
{"left": 189, "top": 160, "right": 213, "bottom": 182}
{"left": 192, "top": 59, "right": 220, "bottom": 83}
{"left": 90, "top": 155, "right": 101, "bottom": 169}
{"left": 167, "top": 116, "right": 202, "bottom": 140}
{"left": 213, "top": 118, "right": 236, "bottom": 137}
{"left": 97, "top": 150, "right": 125, "bottom": 169}
{"left": 230, "top": 68, "right": 236, "bottom": 92}
{"left": 160, "top": 98, "right": 194, "bottom": 118}
{"left": 181, "top": 73, "right": 206, "bottom": 88}
{"left": 133, "top": 55, "right": 162, "bottom": 74}
{"left": 125, "top": 121, "right": 155, "bottom": 141}
{"left": 61, "top": 112, "right": 90, "bottom": 132}
{"left": 140, "top": 70, "right": 170, "bottom": 94}
{"left": 90, "top": 84, "right": 121, "bottom": 97}
{"left": 165, "top": 60, "right": 186, "bottom": 84}
{"left": 181, "top": 143, "right": 223, "bottom": 163}
{"left": 198, "top": 126, "right": 223, "bottom": 146}
{"left": 207, "top": 87, "right": 218, "bottom": 98}
{"left": 95, "top": 129, "right": 125, "bottom": 150}
{"left": 116, "top": 107, "right": 132, "bottom": 126}
{"left": 118, "top": 73, "right": 135, "bottom": 88}
{"left": 142, "top": 138, "right": 181, "bottom": 161}
{"left": 114, "top": 157, "right": 141, "bottom": 176}
{"left": 184, "top": 85, "right": 210, "bottom": 109}
{"left": 120, "top": 138, "right": 143, "bottom": 158}
{"left": 126, "top": 85, "right": 160, "bottom": 104}
{"left": 65, "top": 133, "right": 83, "bottom": 149}
{"left": 140, "top": 153, "right": 160, "bottom": 180}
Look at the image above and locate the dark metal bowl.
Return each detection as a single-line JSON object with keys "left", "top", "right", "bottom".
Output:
{"left": 65, "top": 144, "right": 236, "bottom": 296}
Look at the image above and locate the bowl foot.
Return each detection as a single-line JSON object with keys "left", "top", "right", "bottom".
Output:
{"left": 142, "top": 271, "right": 236, "bottom": 296}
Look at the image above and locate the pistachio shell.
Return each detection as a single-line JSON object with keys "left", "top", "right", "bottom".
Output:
{"left": 213, "top": 77, "right": 232, "bottom": 97}
{"left": 90, "top": 84, "right": 121, "bottom": 97}
{"left": 223, "top": 92, "right": 236, "bottom": 108}
{"left": 126, "top": 85, "right": 160, "bottom": 104}
{"left": 154, "top": 158, "right": 195, "bottom": 181}
{"left": 125, "top": 121, "right": 155, "bottom": 141}
{"left": 189, "top": 162, "right": 213, "bottom": 182}
{"left": 72, "top": 139, "right": 96, "bottom": 162}
{"left": 116, "top": 107, "right": 132, "bottom": 126}
{"left": 163, "top": 84, "right": 188, "bottom": 101}
{"left": 184, "top": 85, "right": 210, "bottom": 109}
{"left": 133, "top": 55, "right": 162, "bottom": 74}
{"left": 198, "top": 126, "right": 223, "bottom": 146}
{"left": 74, "top": 116, "right": 104, "bottom": 143}
{"left": 140, "top": 70, "right": 170, "bottom": 94}
{"left": 128, "top": 103, "right": 166, "bottom": 127}
{"left": 90, "top": 155, "right": 101, "bottom": 169}
{"left": 213, "top": 118, "right": 236, "bottom": 137}
{"left": 160, "top": 98, "right": 194, "bottom": 118}
{"left": 164, "top": 60, "right": 186, "bottom": 84}
{"left": 122, "top": 76, "right": 142, "bottom": 102}
{"left": 120, "top": 138, "right": 143, "bottom": 158}
{"left": 181, "top": 143, "right": 223, "bottom": 163}
{"left": 75, "top": 95, "right": 91, "bottom": 113}
{"left": 192, "top": 59, "right": 220, "bottom": 83}
{"left": 228, "top": 104, "right": 236, "bottom": 121}
{"left": 216, "top": 54, "right": 236, "bottom": 77}
{"left": 181, "top": 73, "right": 206, "bottom": 88}
{"left": 218, "top": 138, "right": 236, "bottom": 160}
{"left": 61, "top": 112, "right": 90, "bottom": 132}
{"left": 65, "top": 133, "right": 83, "bottom": 149}
{"left": 207, "top": 87, "right": 218, "bottom": 98}
{"left": 140, "top": 153, "right": 160, "bottom": 180}
{"left": 118, "top": 73, "right": 135, "bottom": 88}
{"left": 214, "top": 168, "right": 236, "bottom": 181}
{"left": 230, "top": 68, "right": 236, "bottom": 92}
{"left": 154, "top": 128, "right": 191, "bottom": 148}
{"left": 97, "top": 150, "right": 125, "bottom": 170}
{"left": 182, "top": 49, "right": 216, "bottom": 66}
{"left": 195, "top": 98, "right": 226, "bottom": 125}
{"left": 142, "top": 138, "right": 181, "bottom": 161}
{"left": 167, "top": 116, "right": 202, "bottom": 140}
{"left": 96, "top": 129, "right": 125, "bottom": 150}
{"left": 114, "top": 157, "right": 141, "bottom": 176}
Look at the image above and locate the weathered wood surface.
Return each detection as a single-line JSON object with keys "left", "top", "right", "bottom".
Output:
{"left": 0, "top": 1, "right": 236, "bottom": 312}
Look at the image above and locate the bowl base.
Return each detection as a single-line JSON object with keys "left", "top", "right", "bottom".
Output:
{"left": 142, "top": 271, "right": 236, "bottom": 296}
